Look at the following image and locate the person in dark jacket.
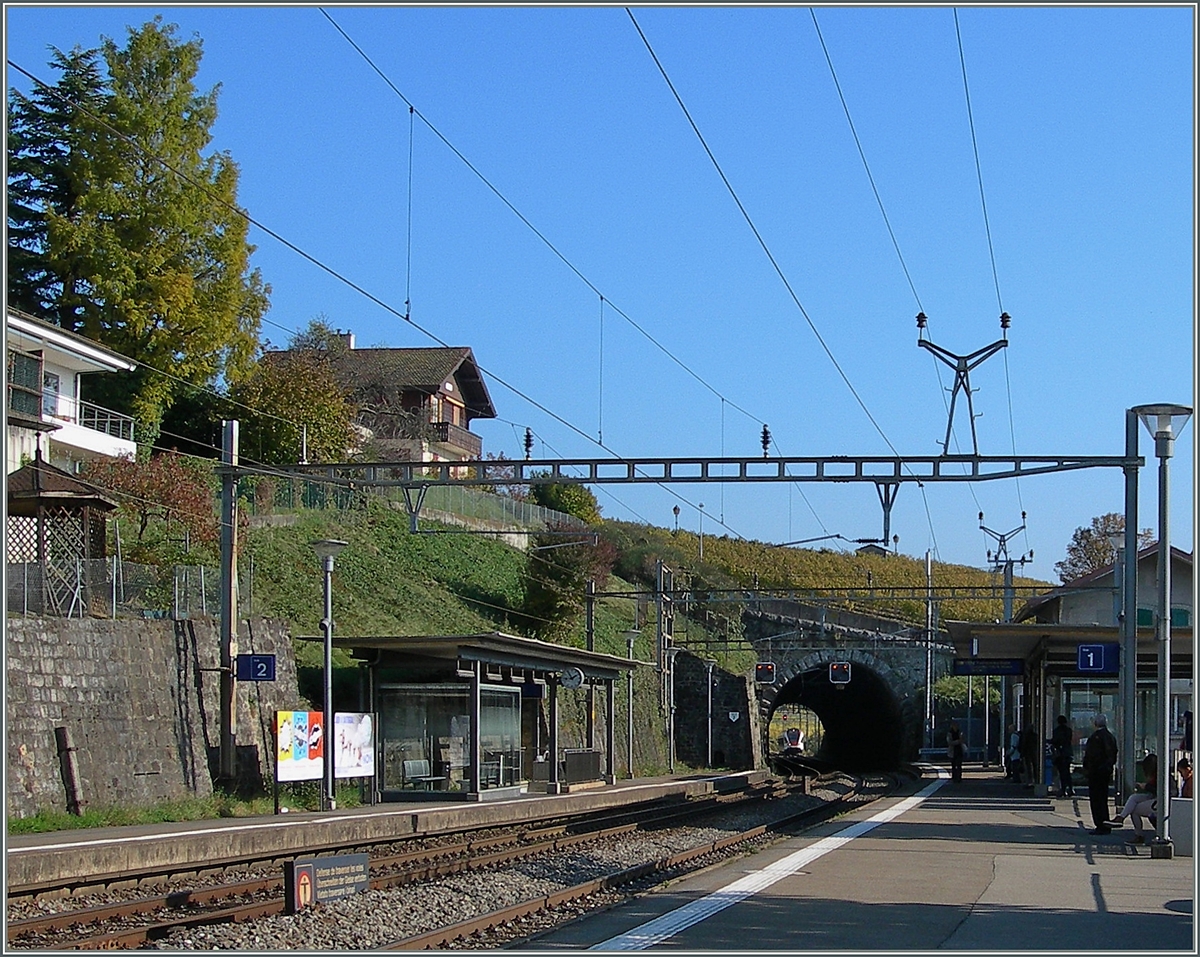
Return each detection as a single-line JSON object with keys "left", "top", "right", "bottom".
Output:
{"left": 1082, "top": 713, "right": 1119, "bottom": 834}
{"left": 1051, "top": 714, "right": 1074, "bottom": 797}
{"left": 946, "top": 722, "right": 965, "bottom": 782}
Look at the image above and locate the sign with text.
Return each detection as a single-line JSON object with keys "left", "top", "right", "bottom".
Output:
{"left": 1077, "top": 643, "right": 1120, "bottom": 674}
{"left": 953, "top": 658, "right": 1025, "bottom": 676}
{"left": 285, "top": 853, "right": 369, "bottom": 912}
{"left": 236, "top": 654, "right": 276, "bottom": 681}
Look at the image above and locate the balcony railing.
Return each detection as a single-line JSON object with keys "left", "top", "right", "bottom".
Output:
{"left": 78, "top": 400, "right": 135, "bottom": 442}
{"left": 429, "top": 421, "right": 482, "bottom": 458}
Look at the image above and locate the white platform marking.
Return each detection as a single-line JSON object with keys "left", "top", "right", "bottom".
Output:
{"left": 591, "top": 771, "right": 948, "bottom": 951}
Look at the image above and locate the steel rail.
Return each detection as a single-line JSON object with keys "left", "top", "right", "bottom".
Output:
{"left": 383, "top": 773, "right": 883, "bottom": 950}
{"left": 7, "top": 783, "right": 793, "bottom": 950}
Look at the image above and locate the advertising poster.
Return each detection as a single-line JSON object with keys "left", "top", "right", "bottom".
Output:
{"left": 334, "top": 712, "right": 376, "bottom": 779}
{"left": 276, "top": 710, "right": 324, "bottom": 782}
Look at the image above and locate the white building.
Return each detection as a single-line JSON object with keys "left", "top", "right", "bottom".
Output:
{"left": 6, "top": 309, "right": 137, "bottom": 474}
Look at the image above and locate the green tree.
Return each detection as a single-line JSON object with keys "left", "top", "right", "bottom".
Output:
{"left": 519, "top": 523, "right": 616, "bottom": 640}
{"left": 231, "top": 339, "right": 357, "bottom": 466}
{"left": 1055, "top": 512, "right": 1153, "bottom": 583}
{"left": 7, "top": 46, "right": 109, "bottom": 324}
{"left": 7, "top": 18, "right": 270, "bottom": 445}
{"left": 529, "top": 480, "right": 602, "bottom": 524}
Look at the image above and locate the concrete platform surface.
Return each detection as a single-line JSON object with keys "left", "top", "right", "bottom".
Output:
{"left": 526, "top": 766, "right": 1196, "bottom": 951}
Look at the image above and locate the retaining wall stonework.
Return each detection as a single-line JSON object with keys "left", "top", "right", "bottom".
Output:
{"left": 5, "top": 616, "right": 302, "bottom": 819}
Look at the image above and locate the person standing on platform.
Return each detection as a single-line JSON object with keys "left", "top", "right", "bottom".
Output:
{"left": 1006, "top": 723, "right": 1021, "bottom": 780}
{"left": 947, "top": 722, "right": 965, "bottom": 782}
{"left": 1051, "top": 715, "right": 1075, "bottom": 797}
{"left": 1020, "top": 725, "right": 1038, "bottom": 789}
{"left": 1082, "top": 713, "right": 1119, "bottom": 834}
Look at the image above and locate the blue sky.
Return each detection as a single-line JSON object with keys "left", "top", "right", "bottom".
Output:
{"left": 5, "top": 4, "right": 1195, "bottom": 576}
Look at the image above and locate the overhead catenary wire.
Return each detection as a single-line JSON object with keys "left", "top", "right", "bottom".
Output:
{"left": 7, "top": 58, "right": 746, "bottom": 540}
{"left": 953, "top": 8, "right": 1028, "bottom": 552}
{"left": 627, "top": 8, "right": 943, "bottom": 556}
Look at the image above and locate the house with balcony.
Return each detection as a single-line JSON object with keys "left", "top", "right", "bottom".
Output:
{"left": 269, "top": 332, "right": 496, "bottom": 462}
{"left": 6, "top": 309, "right": 137, "bottom": 474}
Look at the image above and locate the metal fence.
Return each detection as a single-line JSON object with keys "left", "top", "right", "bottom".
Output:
{"left": 6, "top": 559, "right": 251, "bottom": 621}
{"left": 6, "top": 477, "right": 584, "bottom": 620}
{"left": 236, "top": 473, "right": 583, "bottom": 531}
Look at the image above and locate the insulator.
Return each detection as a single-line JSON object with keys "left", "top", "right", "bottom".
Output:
{"left": 523, "top": 427, "right": 533, "bottom": 460}
{"left": 1000, "top": 312, "right": 1011, "bottom": 330}
{"left": 916, "top": 312, "right": 928, "bottom": 329}
{"left": 761, "top": 424, "right": 771, "bottom": 458}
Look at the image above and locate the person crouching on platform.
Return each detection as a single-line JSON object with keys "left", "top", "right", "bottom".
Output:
{"left": 1110, "top": 753, "right": 1157, "bottom": 845}
{"left": 1082, "top": 713, "right": 1118, "bottom": 835}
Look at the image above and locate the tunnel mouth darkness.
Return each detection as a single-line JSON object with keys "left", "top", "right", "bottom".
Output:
{"left": 769, "top": 665, "right": 904, "bottom": 771}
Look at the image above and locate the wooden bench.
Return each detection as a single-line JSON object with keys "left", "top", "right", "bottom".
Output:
{"left": 402, "top": 759, "right": 446, "bottom": 790}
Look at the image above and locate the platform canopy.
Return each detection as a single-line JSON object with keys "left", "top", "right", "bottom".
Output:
{"left": 943, "top": 620, "right": 1168, "bottom": 671}
{"left": 312, "top": 630, "right": 643, "bottom": 682}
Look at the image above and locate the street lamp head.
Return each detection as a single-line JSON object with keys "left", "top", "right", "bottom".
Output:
{"left": 1132, "top": 404, "right": 1193, "bottom": 455}
{"left": 311, "top": 539, "right": 348, "bottom": 563}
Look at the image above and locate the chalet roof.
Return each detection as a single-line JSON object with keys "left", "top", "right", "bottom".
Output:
{"left": 269, "top": 345, "right": 497, "bottom": 421}
{"left": 6, "top": 457, "right": 118, "bottom": 517}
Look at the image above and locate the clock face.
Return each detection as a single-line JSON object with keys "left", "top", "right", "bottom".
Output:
{"left": 560, "top": 666, "right": 584, "bottom": 690}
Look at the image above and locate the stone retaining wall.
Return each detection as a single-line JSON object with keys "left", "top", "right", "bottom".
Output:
{"left": 5, "top": 616, "right": 302, "bottom": 819}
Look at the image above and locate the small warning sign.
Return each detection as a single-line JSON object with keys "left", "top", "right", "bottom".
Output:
{"left": 285, "top": 853, "right": 370, "bottom": 911}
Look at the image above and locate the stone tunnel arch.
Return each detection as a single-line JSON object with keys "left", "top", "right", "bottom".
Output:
{"left": 761, "top": 650, "right": 907, "bottom": 770}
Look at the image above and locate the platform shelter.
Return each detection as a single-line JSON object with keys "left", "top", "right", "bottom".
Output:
{"left": 326, "top": 632, "right": 639, "bottom": 802}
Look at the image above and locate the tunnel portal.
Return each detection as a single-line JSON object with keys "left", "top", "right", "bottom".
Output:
{"left": 769, "top": 663, "right": 905, "bottom": 771}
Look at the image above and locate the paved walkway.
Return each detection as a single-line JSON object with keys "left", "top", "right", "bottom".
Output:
{"left": 527, "top": 766, "right": 1195, "bottom": 951}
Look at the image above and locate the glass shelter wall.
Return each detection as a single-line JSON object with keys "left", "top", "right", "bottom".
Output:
{"left": 378, "top": 682, "right": 522, "bottom": 793}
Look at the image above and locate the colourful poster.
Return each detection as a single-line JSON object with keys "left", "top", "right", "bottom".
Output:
{"left": 334, "top": 712, "right": 376, "bottom": 779}
{"left": 276, "top": 711, "right": 324, "bottom": 782}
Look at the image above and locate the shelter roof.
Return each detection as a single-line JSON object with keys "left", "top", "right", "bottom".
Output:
{"left": 6, "top": 458, "right": 118, "bottom": 517}
{"left": 306, "top": 631, "right": 642, "bottom": 680}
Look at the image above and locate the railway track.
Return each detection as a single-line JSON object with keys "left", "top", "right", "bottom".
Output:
{"left": 6, "top": 772, "right": 895, "bottom": 950}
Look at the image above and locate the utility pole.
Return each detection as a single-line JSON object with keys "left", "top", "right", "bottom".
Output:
{"left": 979, "top": 511, "right": 1033, "bottom": 622}
{"left": 917, "top": 311, "right": 1010, "bottom": 456}
{"left": 585, "top": 579, "right": 596, "bottom": 750}
{"left": 218, "top": 420, "right": 239, "bottom": 786}
{"left": 925, "top": 550, "right": 934, "bottom": 751}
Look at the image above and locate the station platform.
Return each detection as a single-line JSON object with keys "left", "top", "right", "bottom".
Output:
{"left": 528, "top": 765, "right": 1196, "bottom": 951}
{"left": 5, "top": 770, "right": 767, "bottom": 892}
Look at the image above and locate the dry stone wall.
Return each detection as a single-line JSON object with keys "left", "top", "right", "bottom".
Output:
{"left": 6, "top": 616, "right": 302, "bottom": 819}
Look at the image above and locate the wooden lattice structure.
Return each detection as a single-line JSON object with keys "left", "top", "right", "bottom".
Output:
{"left": 6, "top": 453, "right": 116, "bottom": 616}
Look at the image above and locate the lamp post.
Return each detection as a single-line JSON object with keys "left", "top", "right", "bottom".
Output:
{"left": 312, "top": 539, "right": 348, "bottom": 811}
{"left": 1133, "top": 404, "right": 1192, "bottom": 859}
{"left": 698, "top": 504, "right": 705, "bottom": 562}
{"left": 624, "top": 629, "right": 638, "bottom": 779}
{"left": 673, "top": 505, "right": 680, "bottom": 533}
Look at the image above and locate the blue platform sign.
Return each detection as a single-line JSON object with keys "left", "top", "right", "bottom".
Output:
{"left": 1076, "top": 643, "right": 1119, "bottom": 674}
{"left": 236, "top": 654, "right": 276, "bottom": 681}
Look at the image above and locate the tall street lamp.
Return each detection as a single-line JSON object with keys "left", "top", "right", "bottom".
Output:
{"left": 1133, "top": 404, "right": 1192, "bottom": 859}
{"left": 624, "top": 629, "right": 639, "bottom": 779}
{"left": 312, "top": 539, "right": 348, "bottom": 810}
{"left": 698, "top": 504, "right": 705, "bottom": 562}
